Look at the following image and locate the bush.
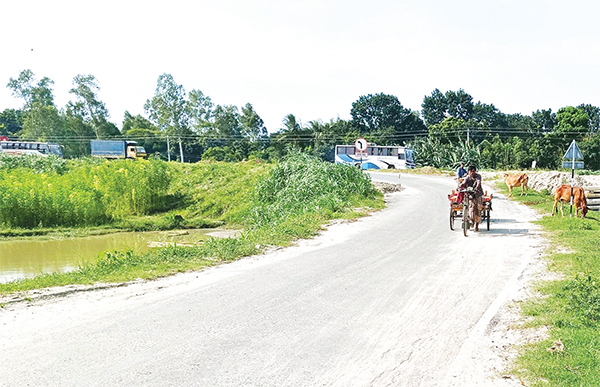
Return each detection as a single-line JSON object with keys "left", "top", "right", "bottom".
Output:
{"left": 250, "top": 152, "right": 380, "bottom": 227}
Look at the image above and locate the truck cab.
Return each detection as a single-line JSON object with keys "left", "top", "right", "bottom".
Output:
{"left": 125, "top": 142, "right": 146, "bottom": 159}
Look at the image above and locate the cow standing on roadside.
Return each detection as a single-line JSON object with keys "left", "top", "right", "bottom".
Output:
{"left": 504, "top": 173, "right": 529, "bottom": 197}
{"left": 552, "top": 184, "right": 588, "bottom": 218}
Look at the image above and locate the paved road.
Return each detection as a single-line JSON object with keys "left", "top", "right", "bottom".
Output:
{"left": 0, "top": 173, "right": 542, "bottom": 386}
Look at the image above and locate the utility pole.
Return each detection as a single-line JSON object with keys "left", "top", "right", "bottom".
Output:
{"left": 179, "top": 138, "right": 184, "bottom": 163}
{"left": 166, "top": 135, "right": 171, "bottom": 162}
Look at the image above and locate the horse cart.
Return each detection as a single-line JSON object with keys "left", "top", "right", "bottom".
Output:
{"left": 448, "top": 187, "right": 493, "bottom": 236}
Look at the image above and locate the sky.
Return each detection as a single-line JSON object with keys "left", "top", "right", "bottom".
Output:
{"left": 2, "top": 0, "right": 600, "bottom": 133}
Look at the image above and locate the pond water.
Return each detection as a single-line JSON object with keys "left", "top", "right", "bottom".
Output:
{"left": 0, "top": 229, "right": 231, "bottom": 283}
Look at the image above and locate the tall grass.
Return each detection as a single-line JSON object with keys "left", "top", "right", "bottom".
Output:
{"left": 250, "top": 152, "right": 381, "bottom": 227}
{"left": 0, "top": 158, "right": 171, "bottom": 227}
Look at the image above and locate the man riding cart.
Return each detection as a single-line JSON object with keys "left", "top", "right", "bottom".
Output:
{"left": 459, "top": 165, "right": 484, "bottom": 232}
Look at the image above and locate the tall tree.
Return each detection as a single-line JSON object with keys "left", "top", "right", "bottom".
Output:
{"left": 276, "top": 114, "right": 311, "bottom": 151}
{"left": 351, "top": 93, "right": 426, "bottom": 144}
{"left": 473, "top": 102, "right": 508, "bottom": 128}
{"left": 532, "top": 109, "right": 556, "bottom": 131}
{"left": 445, "top": 89, "right": 474, "bottom": 121}
{"left": 6, "top": 70, "right": 61, "bottom": 142}
{"left": 421, "top": 88, "right": 447, "bottom": 126}
{"left": 69, "top": 74, "right": 119, "bottom": 139}
{"left": 240, "top": 103, "right": 267, "bottom": 142}
{"left": 144, "top": 74, "right": 193, "bottom": 161}
{"left": 421, "top": 89, "right": 474, "bottom": 127}
{"left": 62, "top": 104, "right": 95, "bottom": 157}
{"left": 188, "top": 89, "right": 214, "bottom": 132}
{"left": 577, "top": 104, "right": 600, "bottom": 132}
{"left": 7, "top": 69, "right": 55, "bottom": 108}
{"left": 555, "top": 106, "right": 589, "bottom": 134}
{"left": 21, "top": 105, "right": 62, "bottom": 141}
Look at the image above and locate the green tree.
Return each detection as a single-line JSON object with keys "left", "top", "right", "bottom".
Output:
{"left": 240, "top": 103, "right": 267, "bottom": 142}
{"left": 577, "top": 104, "right": 600, "bottom": 132}
{"left": 428, "top": 117, "right": 483, "bottom": 143}
{"left": 421, "top": 88, "right": 447, "bottom": 126}
{"left": 351, "top": 93, "right": 425, "bottom": 144}
{"left": 69, "top": 74, "right": 119, "bottom": 139}
{"left": 555, "top": 106, "right": 589, "bottom": 137}
{"left": 144, "top": 73, "right": 193, "bottom": 161}
{"left": 532, "top": 109, "right": 556, "bottom": 131}
{"left": 445, "top": 89, "right": 474, "bottom": 121}
{"left": 21, "top": 104, "right": 62, "bottom": 141}
{"left": 62, "top": 105, "right": 95, "bottom": 157}
{"left": 274, "top": 114, "right": 305, "bottom": 152}
{"left": 0, "top": 109, "right": 23, "bottom": 136}
{"left": 121, "top": 111, "right": 163, "bottom": 156}
{"left": 473, "top": 102, "right": 508, "bottom": 128}
{"left": 6, "top": 70, "right": 63, "bottom": 142}
{"left": 188, "top": 89, "right": 214, "bottom": 132}
{"left": 7, "top": 69, "right": 55, "bottom": 108}
{"left": 421, "top": 89, "right": 474, "bottom": 126}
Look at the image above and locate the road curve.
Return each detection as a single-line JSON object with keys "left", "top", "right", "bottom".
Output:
{"left": 0, "top": 174, "right": 542, "bottom": 386}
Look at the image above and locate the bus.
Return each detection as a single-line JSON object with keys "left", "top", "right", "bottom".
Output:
{"left": 0, "top": 141, "right": 63, "bottom": 157}
{"left": 335, "top": 144, "right": 415, "bottom": 170}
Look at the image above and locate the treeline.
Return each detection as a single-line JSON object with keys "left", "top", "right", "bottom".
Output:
{"left": 2, "top": 70, "right": 600, "bottom": 169}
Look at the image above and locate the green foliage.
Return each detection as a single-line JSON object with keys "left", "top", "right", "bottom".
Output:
{"left": 251, "top": 152, "right": 381, "bottom": 227}
{"left": 421, "top": 88, "right": 474, "bottom": 126}
{"left": 0, "top": 158, "right": 171, "bottom": 227}
{"left": 0, "top": 108, "right": 23, "bottom": 136}
{"left": 560, "top": 274, "right": 600, "bottom": 325}
{"left": 0, "top": 153, "right": 67, "bottom": 173}
{"left": 410, "top": 136, "right": 480, "bottom": 168}
{"left": 167, "top": 160, "right": 272, "bottom": 224}
{"left": 555, "top": 106, "right": 589, "bottom": 133}
{"left": 351, "top": 93, "right": 426, "bottom": 144}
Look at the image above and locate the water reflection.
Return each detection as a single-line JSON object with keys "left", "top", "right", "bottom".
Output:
{"left": 0, "top": 229, "right": 220, "bottom": 283}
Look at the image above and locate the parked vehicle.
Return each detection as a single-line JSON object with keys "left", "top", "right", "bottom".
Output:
{"left": 335, "top": 144, "right": 415, "bottom": 169}
{"left": 91, "top": 140, "right": 146, "bottom": 159}
{"left": 0, "top": 141, "right": 63, "bottom": 157}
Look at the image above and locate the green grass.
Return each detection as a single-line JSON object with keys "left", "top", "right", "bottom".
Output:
{"left": 0, "top": 154, "right": 384, "bottom": 295}
{"left": 491, "top": 178, "right": 600, "bottom": 385}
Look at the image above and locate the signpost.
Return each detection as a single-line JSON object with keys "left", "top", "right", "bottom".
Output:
{"left": 354, "top": 138, "right": 368, "bottom": 169}
{"left": 563, "top": 140, "right": 584, "bottom": 217}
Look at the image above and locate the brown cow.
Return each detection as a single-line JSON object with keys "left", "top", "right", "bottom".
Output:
{"left": 552, "top": 184, "right": 588, "bottom": 218}
{"left": 504, "top": 173, "right": 529, "bottom": 197}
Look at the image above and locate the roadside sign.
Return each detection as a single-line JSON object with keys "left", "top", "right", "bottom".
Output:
{"left": 563, "top": 140, "right": 583, "bottom": 160}
{"left": 562, "top": 161, "right": 585, "bottom": 169}
{"left": 354, "top": 138, "right": 368, "bottom": 152}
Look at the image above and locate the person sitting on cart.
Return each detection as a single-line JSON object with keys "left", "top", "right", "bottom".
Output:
{"left": 459, "top": 165, "right": 483, "bottom": 231}
{"left": 457, "top": 163, "right": 467, "bottom": 180}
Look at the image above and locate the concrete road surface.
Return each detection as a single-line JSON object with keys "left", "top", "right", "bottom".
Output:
{"left": 0, "top": 173, "right": 543, "bottom": 386}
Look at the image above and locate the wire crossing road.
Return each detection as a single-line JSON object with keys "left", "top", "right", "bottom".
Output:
{"left": 0, "top": 174, "right": 542, "bottom": 386}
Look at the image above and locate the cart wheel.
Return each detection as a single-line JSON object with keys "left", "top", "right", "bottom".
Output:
{"left": 486, "top": 209, "right": 490, "bottom": 230}
{"left": 462, "top": 200, "right": 469, "bottom": 236}
{"left": 450, "top": 208, "right": 455, "bottom": 230}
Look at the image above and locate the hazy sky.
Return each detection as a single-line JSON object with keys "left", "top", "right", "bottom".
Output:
{"left": 2, "top": 0, "right": 600, "bottom": 133}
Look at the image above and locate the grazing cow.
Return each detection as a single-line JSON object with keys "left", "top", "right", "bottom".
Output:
{"left": 552, "top": 184, "right": 588, "bottom": 218}
{"left": 504, "top": 173, "right": 529, "bottom": 197}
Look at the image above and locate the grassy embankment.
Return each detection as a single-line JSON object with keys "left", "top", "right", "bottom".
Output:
{"left": 492, "top": 180, "right": 600, "bottom": 385}
{"left": 0, "top": 153, "right": 383, "bottom": 295}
